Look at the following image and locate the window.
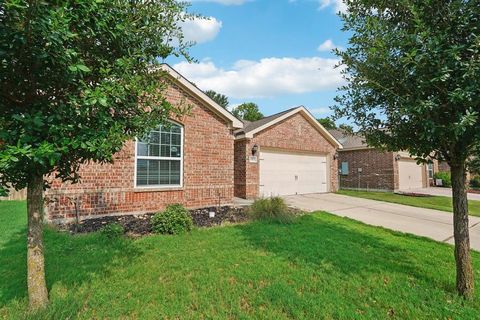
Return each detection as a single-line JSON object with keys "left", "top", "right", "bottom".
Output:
{"left": 341, "top": 162, "right": 349, "bottom": 175}
{"left": 428, "top": 163, "right": 434, "bottom": 179}
{"left": 135, "top": 122, "right": 183, "bottom": 187}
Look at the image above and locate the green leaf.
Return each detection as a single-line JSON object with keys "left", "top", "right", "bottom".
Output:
{"left": 77, "top": 65, "right": 91, "bottom": 72}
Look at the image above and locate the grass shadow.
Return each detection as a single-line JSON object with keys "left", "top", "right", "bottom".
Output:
{"left": 0, "top": 225, "right": 142, "bottom": 307}
{"left": 235, "top": 212, "right": 456, "bottom": 291}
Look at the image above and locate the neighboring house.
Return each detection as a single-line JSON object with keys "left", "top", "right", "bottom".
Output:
{"left": 234, "top": 107, "right": 342, "bottom": 199}
{"left": 45, "top": 64, "right": 243, "bottom": 221}
{"left": 329, "top": 129, "right": 436, "bottom": 191}
{"left": 0, "top": 187, "right": 26, "bottom": 201}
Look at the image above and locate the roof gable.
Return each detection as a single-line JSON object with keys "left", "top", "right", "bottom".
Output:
{"left": 236, "top": 106, "right": 342, "bottom": 148}
{"left": 160, "top": 64, "right": 243, "bottom": 129}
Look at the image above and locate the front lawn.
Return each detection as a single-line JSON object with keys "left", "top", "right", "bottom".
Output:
{"left": 338, "top": 189, "right": 480, "bottom": 217}
{"left": 1, "top": 201, "right": 479, "bottom": 319}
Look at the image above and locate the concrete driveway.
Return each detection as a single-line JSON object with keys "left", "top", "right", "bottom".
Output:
{"left": 405, "top": 187, "right": 480, "bottom": 201}
{"left": 284, "top": 193, "right": 480, "bottom": 251}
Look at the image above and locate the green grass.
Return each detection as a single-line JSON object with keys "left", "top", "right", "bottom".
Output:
{"left": 1, "top": 201, "right": 479, "bottom": 319}
{"left": 338, "top": 189, "right": 480, "bottom": 217}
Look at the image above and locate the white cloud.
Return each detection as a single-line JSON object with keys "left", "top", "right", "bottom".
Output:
{"left": 317, "top": 39, "right": 339, "bottom": 52}
{"left": 318, "top": 0, "right": 347, "bottom": 13}
{"left": 309, "top": 107, "right": 331, "bottom": 115}
{"left": 179, "top": 16, "right": 222, "bottom": 44}
{"left": 189, "top": 0, "right": 249, "bottom": 5}
{"left": 173, "top": 57, "right": 344, "bottom": 99}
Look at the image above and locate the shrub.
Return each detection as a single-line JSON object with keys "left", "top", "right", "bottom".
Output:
{"left": 470, "top": 176, "right": 480, "bottom": 189}
{"left": 248, "top": 197, "right": 295, "bottom": 224}
{"left": 151, "top": 204, "right": 193, "bottom": 235}
{"left": 100, "top": 223, "right": 124, "bottom": 238}
{"left": 434, "top": 171, "right": 451, "bottom": 188}
{"left": 0, "top": 186, "right": 7, "bottom": 197}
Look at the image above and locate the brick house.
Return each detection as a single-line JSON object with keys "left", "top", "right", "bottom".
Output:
{"left": 329, "top": 129, "right": 438, "bottom": 191}
{"left": 45, "top": 65, "right": 243, "bottom": 221}
{"left": 234, "top": 107, "right": 342, "bottom": 199}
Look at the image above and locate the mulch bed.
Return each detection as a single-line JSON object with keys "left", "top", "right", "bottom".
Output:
{"left": 394, "top": 192, "right": 433, "bottom": 197}
{"left": 65, "top": 206, "right": 248, "bottom": 235}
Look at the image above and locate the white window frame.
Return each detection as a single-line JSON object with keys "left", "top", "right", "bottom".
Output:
{"left": 134, "top": 121, "right": 184, "bottom": 189}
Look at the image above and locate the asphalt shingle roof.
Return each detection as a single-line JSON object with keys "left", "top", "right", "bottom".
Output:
{"left": 328, "top": 129, "right": 368, "bottom": 149}
{"left": 235, "top": 107, "right": 299, "bottom": 136}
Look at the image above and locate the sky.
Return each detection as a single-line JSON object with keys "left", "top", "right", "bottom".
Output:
{"left": 164, "top": 0, "right": 350, "bottom": 124}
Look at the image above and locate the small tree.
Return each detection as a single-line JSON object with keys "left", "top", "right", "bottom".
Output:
{"left": 338, "top": 124, "right": 354, "bottom": 134}
{"left": 233, "top": 102, "right": 263, "bottom": 121}
{"left": 334, "top": 0, "right": 479, "bottom": 298}
{"left": 205, "top": 90, "right": 229, "bottom": 109}
{"left": 317, "top": 117, "right": 337, "bottom": 129}
{"left": 0, "top": 0, "right": 191, "bottom": 310}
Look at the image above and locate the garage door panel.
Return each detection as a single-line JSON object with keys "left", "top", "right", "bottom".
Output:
{"left": 259, "top": 150, "right": 328, "bottom": 197}
{"left": 398, "top": 160, "right": 424, "bottom": 190}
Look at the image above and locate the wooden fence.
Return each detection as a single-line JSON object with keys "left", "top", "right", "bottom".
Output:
{"left": 0, "top": 188, "right": 27, "bottom": 201}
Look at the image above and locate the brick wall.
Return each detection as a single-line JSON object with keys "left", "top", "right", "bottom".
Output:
{"left": 234, "top": 112, "right": 338, "bottom": 198}
{"left": 438, "top": 161, "right": 451, "bottom": 173}
{"left": 45, "top": 81, "right": 235, "bottom": 221}
{"left": 338, "top": 149, "right": 396, "bottom": 191}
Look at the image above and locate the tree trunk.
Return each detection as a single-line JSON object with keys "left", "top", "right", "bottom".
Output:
{"left": 27, "top": 174, "right": 49, "bottom": 310}
{"left": 450, "top": 164, "right": 474, "bottom": 299}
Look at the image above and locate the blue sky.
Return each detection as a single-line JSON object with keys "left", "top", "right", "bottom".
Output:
{"left": 165, "top": 0, "right": 349, "bottom": 124}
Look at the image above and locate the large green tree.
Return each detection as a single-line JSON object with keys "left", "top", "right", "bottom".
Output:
{"left": 205, "top": 90, "right": 229, "bottom": 109}
{"left": 334, "top": 0, "right": 479, "bottom": 298}
{"left": 232, "top": 102, "right": 263, "bottom": 121}
{"left": 0, "top": 0, "right": 191, "bottom": 310}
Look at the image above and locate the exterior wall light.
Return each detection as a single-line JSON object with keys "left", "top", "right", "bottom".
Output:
{"left": 395, "top": 154, "right": 402, "bottom": 161}
{"left": 251, "top": 144, "right": 259, "bottom": 156}
{"left": 333, "top": 152, "right": 339, "bottom": 160}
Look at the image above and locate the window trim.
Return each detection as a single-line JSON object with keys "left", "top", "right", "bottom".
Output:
{"left": 134, "top": 121, "right": 184, "bottom": 189}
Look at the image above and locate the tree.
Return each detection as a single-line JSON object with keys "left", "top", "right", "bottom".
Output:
{"left": 334, "top": 0, "right": 479, "bottom": 298}
{"left": 338, "top": 124, "right": 354, "bottom": 134}
{"left": 317, "top": 117, "right": 337, "bottom": 129}
{"left": 232, "top": 102, "right": 263, "bottom": 121}
{"left": 0, "top": 0, "right": 191, "bottom": 310}
{"left": 205, "top": 90, "right": 229, "bottom": 109}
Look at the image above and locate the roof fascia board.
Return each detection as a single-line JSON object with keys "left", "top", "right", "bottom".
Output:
{"left": 243, "top": 107, "right": 342, "bottom": 148}
{"left": 159, "top": 64, "right": 243, "bottom": 129}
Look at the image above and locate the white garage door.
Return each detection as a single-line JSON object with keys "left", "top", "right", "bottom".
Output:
{"left": 398, "top": 160, "right": 424, "bottom": 190}
{"left": 259, "top": 150, "right": 328, "bottom": 197}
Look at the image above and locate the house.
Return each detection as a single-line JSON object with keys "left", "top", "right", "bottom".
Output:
{"left": 329, "top": 129, "right": 438, "bottom": 191}
{"left": 45, "top": 66, "right": 342, "bottom": 222}
{"left": 45, "top": 65, "right": 243, "bottom": 221}
{"left": 234, "top": 107, "right": 342, "bottom": 199}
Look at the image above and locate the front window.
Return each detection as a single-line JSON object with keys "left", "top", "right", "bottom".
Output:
{"left": 135, "top": 122, "right": 183, "bottom": 187}
{"left": 341, "top": 162, "right": 349, "bottom": 175}
{"left": 428, "top": 163, "right": 434, "bottom": 179}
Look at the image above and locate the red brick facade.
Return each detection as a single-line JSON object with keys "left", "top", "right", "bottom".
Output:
{"left": 45, "top": 82, "right": 235, "bottom": 221}
{"left": 338, "top": 149, "right": 397, "bottom": 191}
{"left": 234, "top": 112, "right": 338, "bottom": 199}
{"left": 337, "top": 149, "right": 432, "bottom": 191}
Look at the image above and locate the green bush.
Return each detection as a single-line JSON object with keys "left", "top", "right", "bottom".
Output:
{"left": 0, "top": 186, "right": 7, "bottom": 197}
{"left": 470, "top": 176, "right": 480, "bottom": 189}
{"left": 100, "top": 223, "right": 124, "bottom": 238}
{"left": 248, "top": 197, "right": 295, "bottom": 224}
{"left": 151, "top": 204, "right": 193, "bottom": 235}
{"left": 434, "top": 171, "right": 451, "bottom": 188}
